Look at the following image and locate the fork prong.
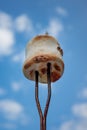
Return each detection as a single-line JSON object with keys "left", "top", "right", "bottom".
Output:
{"left": 35, "top": 63, "right": 51, "bottom": 130}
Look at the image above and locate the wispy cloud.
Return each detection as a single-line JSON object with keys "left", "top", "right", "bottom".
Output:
{"left": 0, "top": 88, "right": 6, "bottom": 96}
{"left": 58, "top": 102, "right": 87, "bottom": 130}
{"left": 0, "top": 99, "right": 23, "bottom": 120}
{"left": 0, "top": 12, "right": 15, "bottom": 56}
{"left": 59, "top": 119, "right": 87, "bottom": 130}
{"left": 56, "top": 7, "right": 68, "bottom": 16}
{"left": 57, "top": 86, "right": 87, "bottom": 130}
{"left": 78, "top": 87, "right": 87, "bottom": 99}
{"left": 11, "top": 82, "right": 21, "bottom": 92}
{"left": 14, "top": 14, "right": 34, "bottom": 34}
{"left": 12, "top": 50, "right": 25, "bottom": 63}
{"left": 46, "top": 19, "right": 63, "bottom": 37}
{"left": 0, "top": 12, "right": 13, "bottom": 29}
{"left": 72, "top": 103, "right": 87, "bottom": 119}
{"left": 0, "top": 12, "right": 34, "bottom": 57}
{"left": 59, "top": 121, "right": 74, "bottom": 130}
{"left": 0, "top": 123, "right": 16, "bottom": 129}
{"left": 0, "top": 29, "right": 15, "bottom": 56}
{"left": 0, "top": 99, "right": 29, "bottom": 128}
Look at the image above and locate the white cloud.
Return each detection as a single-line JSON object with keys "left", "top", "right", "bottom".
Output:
{"left": 15, "top": 14, "right": 34, "bottom": 33}
{"left": 0, "top": 88, "right": 6, "bottom": 95}
{"left": 0, "top": 99, "right": 24, "bottom": 120}
{"left": 58, "top": 103, "right": 87, "bottom": 130}
{"left": 12, "top": 50, "right": 25, "bottom": 63}
{"left": 0, "top": 12, "right": 15, "bottom": 56}
{"left": 72, "top": 103, "right": 87, "bottom": 118}
{"left": 0, "top": 123, "right": 16, "bottom": 129}
{"left": 0, "top": 28, "right": 15, "bottom": 56}
{"left": 0, "top": 12, "right": 13, "bottom": 29}
{"left": 11, "top": 82, "right": 21, "bottom": 92}
{"left": 56, "top": 7, "right": 68, "bottom": 16}
{"left": 59, "top": 121, "right": 74, "bottom": 130}
{"left": 81, "top": 88, "right": 87, "bottom": 98}
{"left": 47, "top": 19, "right": 63, "bottom": 37}
{"left": 0, "top": 99, "right": 29, "bottom": 128}
{"left": 59, "top": 120, "right": 87, "bottom": 130}
{"left": 78, "top": 88, "right": 87, "bottom": 99}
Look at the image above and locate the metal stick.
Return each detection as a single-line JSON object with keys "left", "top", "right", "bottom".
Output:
{"left": 43, "top": 63, "right": 51, "bottom": 130}
{"left": 35, "top": 71, "right": 43, "bottom": 130}
{"left": 35, "top": 63, "right": 51, "bottom": 130}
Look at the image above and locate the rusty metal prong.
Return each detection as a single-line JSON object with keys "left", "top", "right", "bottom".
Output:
{"left": 44, "top": 63, "right": 51, "bottom": 118}
{"left": 35, "top": 64, "right": 51, "bottom": 130}
{"left": 35, "top": 71, "right": 43, "bottom": 119}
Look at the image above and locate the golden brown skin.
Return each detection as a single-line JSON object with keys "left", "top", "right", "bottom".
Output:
{"left": 23, "top": 54, "right": 64, "bottom": 83}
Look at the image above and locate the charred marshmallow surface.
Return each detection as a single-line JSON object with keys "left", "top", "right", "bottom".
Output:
{"left": 23, "top": 35, "right": 64, "bottom": 83}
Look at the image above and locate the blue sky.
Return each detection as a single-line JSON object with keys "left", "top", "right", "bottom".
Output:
{"left": 0, "top": 0, "right": 87, "bottom": 130}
